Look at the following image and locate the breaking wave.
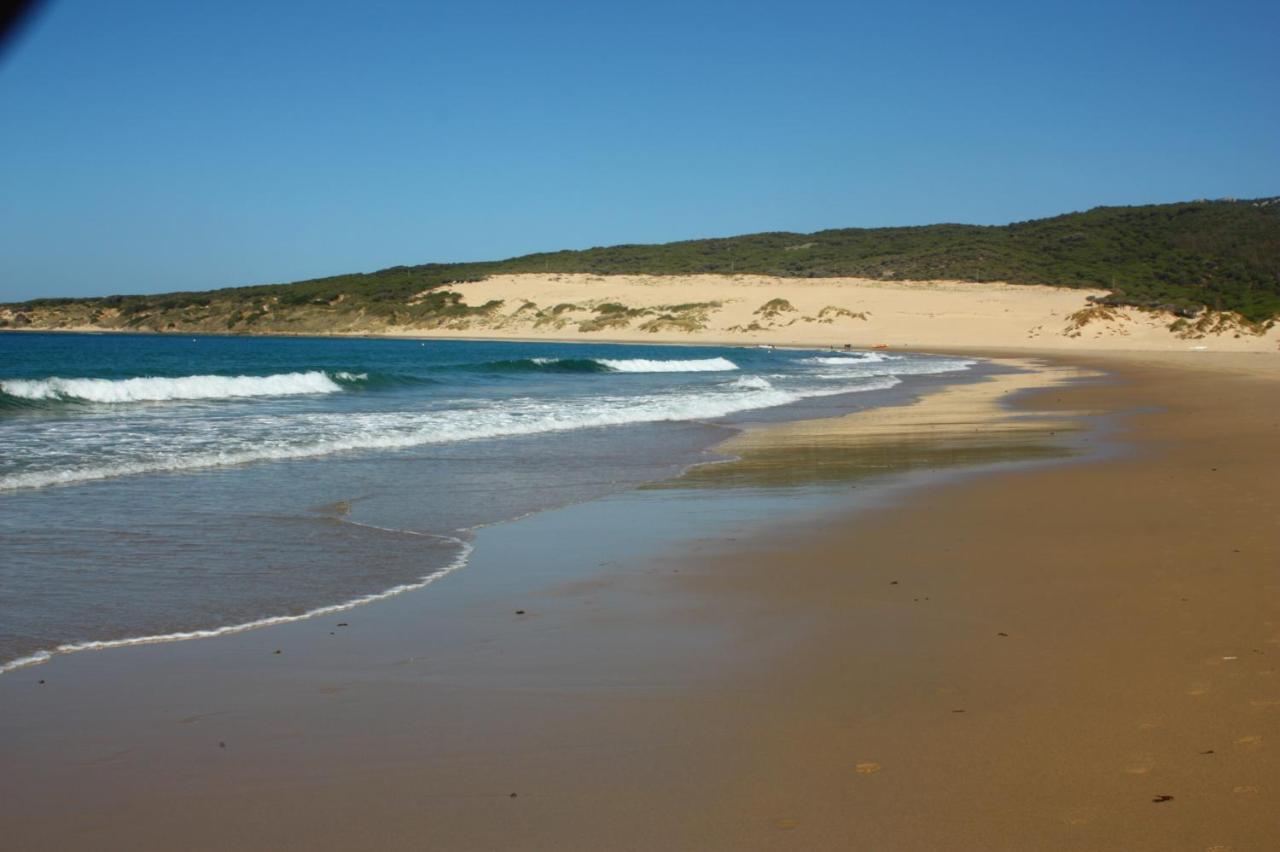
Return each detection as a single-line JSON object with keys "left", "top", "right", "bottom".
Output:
{"left": 0, "top": 370, "right": 372, "bottom": 404}
{"left": 455, "top": 357, "right": 611, "bottom": 374}
{"left": 0, "top": 374, "right": 898, "bottom": 492}
{"left": 455, "top": 356, "right": 739, "bottom": 374}
{"left": 594, "top": 357, "right": 738, "bottom": 372}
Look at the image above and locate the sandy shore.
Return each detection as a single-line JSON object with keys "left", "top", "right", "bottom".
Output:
{"left": 671, "top": 357, "right": 1097, "bottom": 489}
{"left": 2, "top": 349, "right": 1278, "bottom": 850}
{"left": 681, "top": 351, "right": 1280, "bottom": 850}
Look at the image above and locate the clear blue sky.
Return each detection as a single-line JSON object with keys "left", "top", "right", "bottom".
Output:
{"left": 1, "top": 0, "right": 1276, "bottom": 302}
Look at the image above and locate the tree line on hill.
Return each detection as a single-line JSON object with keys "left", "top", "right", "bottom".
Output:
{"left": 6, "top": 197, "right": 1279, "bottom": 330}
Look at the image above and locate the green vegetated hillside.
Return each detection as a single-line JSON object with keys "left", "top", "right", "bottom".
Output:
{"left": 4, "top": 197, "right": 1278, "bottom": 333}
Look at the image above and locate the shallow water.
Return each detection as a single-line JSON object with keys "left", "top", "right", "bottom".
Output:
{"left": 0, "top": 332, "right": 979, "bottom": 670}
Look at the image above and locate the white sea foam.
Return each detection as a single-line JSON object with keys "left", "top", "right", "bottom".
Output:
{"left": 0, "top": 534, "right": 474, "bottom": 675}
{"left": 522, "top": 356, "right": 736, "bottom": 372}
{"left": 0, "top": 374, "right": 899, "bottom": 492}
{"left": 803, "top": 350, "right": 972, "bottom": 378}
{"left": 800, "top": 354, "right": 894, "bottom": 365}
{"left": 595, "top": 357, "right": 738, "bottom": 372}
{"left": 0, "top": 371, "right": 347, "bottom": 403}
{"left": 0, "top": 650, "right": 54, "bottom": 674}
{"left": 728, "top": 375, "right": 774, "bottom": 390}
{"left": 896, "top": 359, "right": 976, "bottom": 375}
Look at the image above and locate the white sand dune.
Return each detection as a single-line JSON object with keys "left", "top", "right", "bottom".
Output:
{"left": 386, "top": 273, "right": 1279, "bottom": 353}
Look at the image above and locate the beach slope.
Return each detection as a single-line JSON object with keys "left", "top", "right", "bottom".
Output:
{"left": 1, "top": 350, "right": 1277, "bottom": 850}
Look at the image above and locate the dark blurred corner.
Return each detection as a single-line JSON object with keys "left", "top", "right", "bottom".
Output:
{"left": 1, "top": 0, "right": 48, "bottom": 64}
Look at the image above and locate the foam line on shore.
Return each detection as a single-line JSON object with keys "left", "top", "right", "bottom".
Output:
{"left": 0, "top": 532, "right": 474, "bottom": 675}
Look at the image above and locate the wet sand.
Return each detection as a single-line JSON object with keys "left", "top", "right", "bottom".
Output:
{"left": 667, "top": 357, "right": 1098, "bottom": 489}
{"left": 1, "top": 351, "right": 1278, "bottom": 850}
{"left": 676, "top": 351, "right": 1280, "bottom": 850}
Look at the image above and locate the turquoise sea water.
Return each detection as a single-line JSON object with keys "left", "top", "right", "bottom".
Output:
{"left": 0, "top": 332, "right": 977, "bottom": 671}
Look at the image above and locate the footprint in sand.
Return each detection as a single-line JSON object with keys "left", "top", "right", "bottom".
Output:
{"left": 855, "top": 762, "right": 883, "bottom": 775}
{"left": 1234, "top": 735, "right": 1264, "bottom": 748}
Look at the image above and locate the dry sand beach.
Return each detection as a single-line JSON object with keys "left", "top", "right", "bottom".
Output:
{"left": 2, "top": 338, "right": 1278, "bottom": 851}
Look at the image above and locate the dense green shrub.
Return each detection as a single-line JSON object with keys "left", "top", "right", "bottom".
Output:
{"left": 8, "top": 198, "right": 1278, "bottom": 322}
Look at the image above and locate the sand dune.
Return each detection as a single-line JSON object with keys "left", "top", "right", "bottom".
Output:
{"left": 394, "top": 273, "right": 1280, "bottom": 352}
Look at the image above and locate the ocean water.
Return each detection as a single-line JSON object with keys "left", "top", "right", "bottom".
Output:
{"left": 0, "top": 332, "right": 976, "bottom": 672}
